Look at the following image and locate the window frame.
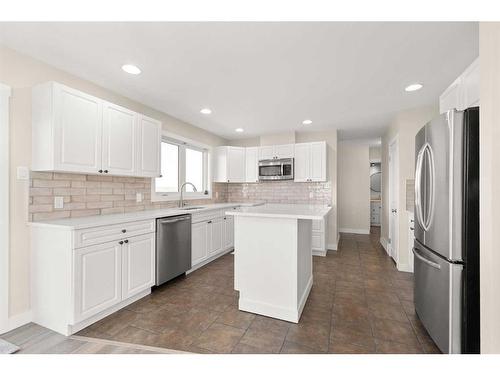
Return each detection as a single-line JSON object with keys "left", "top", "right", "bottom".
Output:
{"left": 151, "top": 131, "right": 212, "bottom": 202}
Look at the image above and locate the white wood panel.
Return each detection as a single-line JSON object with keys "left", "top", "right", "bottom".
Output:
{"left": 191, "top": 221, "right": 208, "bottom": 266}
{"left": 101, "top": 102, "right": 136, "bottom": 176}
{"left": 122, "top": 233, "right": 155, "bottom": 299}
{"left": 137, "top": 115, "right": 161, "bottom": 177}
{"left": 74, "top": 241, "right": 122, "bottom": 323}
{"left": 208, "top": 217, "right": 224, "bottom": 255}
{"left": 223, "top": 215, "right": 234, "bottom": 249}
{"left": 54, "top": 84, "right": 103, "bottom": 173}
{"left": 227, "top": 147, "right": 246, "bottom": 182}
{"left": 258, "top": 146, "right": 274, "bottom": 160}
{"left": 294, "top": 143, "right": 310, "bottom": 182}
{"left": 310, "top": 142, "right": 326, "bottom": 181}
{"left": 274, "top": 144, "right": 295, "bottom": 159}
{"left": 245, "top": 147, "right": 259, "bottom": 183}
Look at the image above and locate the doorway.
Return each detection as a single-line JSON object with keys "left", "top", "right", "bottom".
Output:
{"left": 388, "top": 137, "right": 399, "bottom": 262}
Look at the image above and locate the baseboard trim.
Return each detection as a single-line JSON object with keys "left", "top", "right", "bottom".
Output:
{"left": 187, "top": 247, "right": 233, "bottom": 274}
{"left": 380, "top": 237, "right": 390, "bottom": 255}
{"left": 2, "top": 310, "right": 33, "bottom": 334}
{"left": 312, "top": 249, "right": 327, "bottom": 257}
{"left": 339, "top": 228, "right": 370, "bottom": 235}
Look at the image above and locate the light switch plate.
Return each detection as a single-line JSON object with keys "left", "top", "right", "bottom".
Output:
{"left": 16, "top": 166, "right": 29, "bottom": 180}
{"left": 136, "top": 193, "right": 142, "bottom": 203}
{"left": 54, "top": 196, "right": 64, "bottom": 209}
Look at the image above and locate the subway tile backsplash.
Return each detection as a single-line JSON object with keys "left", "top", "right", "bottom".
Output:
{"left": 29, "top": 172, "right": 331, "bottom": 221}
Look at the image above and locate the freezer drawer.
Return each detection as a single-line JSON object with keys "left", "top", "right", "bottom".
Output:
{"left": 413, "top": 240, "right": 462, "bottom": 353}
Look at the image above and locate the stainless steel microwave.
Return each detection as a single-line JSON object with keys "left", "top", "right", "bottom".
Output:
{"left": 258, "top": 158, "right": 294, "bottom": 181}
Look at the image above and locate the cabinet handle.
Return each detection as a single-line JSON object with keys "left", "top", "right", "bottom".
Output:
{"left": 224, "top": 217, "right": 226, "bottom": 220}
{"left": 207, "top": 221, "right": 212, "bottom": 224}
{"left": 104, "top": 170, "right": 109, "bottom": 173}
{"left": 122, "top": 229, "right": 126, "bottom": 233}
{"left": 227, "top": 180, "right": 230, "bottom": 183}
{"left": 119, "top": 240, "right": 124, "bottom": 245}
{"left": 98, "top": 170, "right": 103, "bottom": 173}
{"left": 124, "top": 239, "right": 129, "bottom": 243}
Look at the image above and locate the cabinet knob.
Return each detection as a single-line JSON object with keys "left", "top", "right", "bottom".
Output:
{"left": 119, "top": 240, "right": 124, "bottom": 245}
{"left": 124, "top": 239, "right": 129, "bottom": 243}
{"left": 104, "top": 170, "right": 109, "bottom": 173}
{"left": 227, "top": 180, "right": 230, "bottom": 183}
{"left": 122, "top": 229, "right": 126, "bottom": 233}
{"left": 207, "top": 220, "right": 212, "bottom": 224}
{"left": 98, "top": 170, "right": 103, "bottom": 173}
{"left": 224, "top": 217, "right": 226, "bottom": 220}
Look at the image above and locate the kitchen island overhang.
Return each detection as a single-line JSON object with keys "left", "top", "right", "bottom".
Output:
{"left": 226, "top": 204, "right": 331, "bottom": 323}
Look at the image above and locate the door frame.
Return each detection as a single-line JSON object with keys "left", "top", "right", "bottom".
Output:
{"left": 388, "top": 135, "right": 399, "bottom": 262}
{"left": 0, "top": 83, "right": 11, "bottom": 333}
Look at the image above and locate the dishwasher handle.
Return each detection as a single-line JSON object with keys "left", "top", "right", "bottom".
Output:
{"left": 159, "top": 216, "right": 191, "bottom": 225}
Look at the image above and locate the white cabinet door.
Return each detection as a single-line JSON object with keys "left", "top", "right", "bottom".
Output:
{"left": 54, "top": 84, "right": 103, "bottom": 174}
{"left": 191, "top": 221, "right": 208, "bottom": 266}
{"left": 245, "top": 147, "right": 259, "bottom": 183}
{"left": 223, "top": 215, "right": 234, "bottom": 249}
{"left": 310, "top": 142, "right": 326, "bottom": 181}
{"left": 137, "top": 115, "right": 161, "bottom": 177}
{"left": 258, "top": 146, "right": 274, "bottom": 161}
{"left": 122, "top": 233, "right": 155, "bottom": 300}
{"left": 227, "top": 147, "right": 246, "bottom": 183}
{"left": 294, "top": 143, "right": 310, "bottom": 182}
{"left": 74, "top": 241, "right": 122, "bottom": 323}
{"left": 101, "top": 102, "right": 137, "bottom": 176}
{"left": 208, "top": 218, "right": 223, "bottom": 255}
{"left": 274, "top": 144, "right": 295, "bottom": 159}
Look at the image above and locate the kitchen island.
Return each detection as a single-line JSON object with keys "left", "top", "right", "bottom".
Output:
{"left": 226, "top": 204, "right": 331, "bottom": 323}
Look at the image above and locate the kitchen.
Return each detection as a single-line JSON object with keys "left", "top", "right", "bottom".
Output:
{"left": 0, "top": 18, "right": 497, "bottom": 362}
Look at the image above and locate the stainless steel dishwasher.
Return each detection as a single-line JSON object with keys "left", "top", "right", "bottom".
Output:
{"left": 155, "top": 214, "right": 192, "bottom": 286}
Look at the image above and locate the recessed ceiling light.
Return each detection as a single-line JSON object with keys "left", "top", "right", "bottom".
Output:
{"left": 405, "top": 83, "right": 423, "bottom": 92}
{"left": 302, "top": 119, "right": 313, "bottom": 125}
{"left": 121, "top": 64, "right": 141, "bottom": 75}
{"left": 235, "top": 128, "right": 244, "bottom": 133}
{"left": 200, "top": 108, "right": 212, "bottom": 115}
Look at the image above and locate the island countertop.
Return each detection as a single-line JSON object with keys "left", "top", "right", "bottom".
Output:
{"left": 226, "top": 203, "right": 331, "bottom": 220}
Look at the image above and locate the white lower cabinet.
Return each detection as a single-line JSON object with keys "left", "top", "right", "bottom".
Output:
{"left": 190, "top": 208, "right": 236, "bottom": 270}
{"left": 74, "top": 241, "right": 122, "bottom": 323}
{"left": 31, "top": 220, "right": 155, "bottom": 336}
{"left": 121, "top": 233, "right": 156, "bottom": 300}
{"left": 311, "top": 218, "right": 328, "bottom": 255}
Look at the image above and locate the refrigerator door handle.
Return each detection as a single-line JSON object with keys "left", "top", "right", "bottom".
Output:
{"left": 424, "top": 144, "right": 436, "bottom": 230}
{"left": 413, "top": 247, "right": 441, "bottom": 269}
{"left": 415, "top": 145, "right": 425, "bottom": 230}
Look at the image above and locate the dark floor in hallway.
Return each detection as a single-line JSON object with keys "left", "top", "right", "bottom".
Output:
{"left": 75, "top": 227, "right": 440, "bottom": 354}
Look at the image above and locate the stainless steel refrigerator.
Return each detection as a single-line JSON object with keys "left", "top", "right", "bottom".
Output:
{"left": 413, "top": 107, "right": 480, "bottom": 354}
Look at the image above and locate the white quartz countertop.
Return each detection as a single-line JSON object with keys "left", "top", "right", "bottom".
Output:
{"left": 226, "top": 204, "right": 331, "bottom": 220}
{"left": 29, "top": 202, "right": 264, "bottom": 230}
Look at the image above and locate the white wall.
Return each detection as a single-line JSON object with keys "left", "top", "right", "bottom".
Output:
{"left": 381, "top": 105, "right": 439, "bottom": 270}
{"left": 0, "top": 45, "right": 228, "bottom": 320}
{"left": 479, "top": 22, "right": 500, "bottom": 353}
{"left": 337, "top": 141, "right": 370, "bottom": 234}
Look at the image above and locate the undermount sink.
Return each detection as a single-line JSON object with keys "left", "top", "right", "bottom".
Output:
{"left": 181, "top": 206, "right": 204, "bottom": 211}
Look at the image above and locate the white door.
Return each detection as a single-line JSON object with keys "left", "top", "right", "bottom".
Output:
{"left": 227, "top": 147, "right": 246, "bottom": 183}
{"left": 223, "top": 215, "right": 234, "bottom": 249}
{"left": 258, "top": 146, "right": 274, "bottom": 160}
{"left": 73, "top": 241, "right": 122, "bottom": 323}
{"left": 245, "top": 147, "right": 259, "bottom": 183}
{"left": 54, "top": 84, "right": 103, "bottom": 174}
{"left": 101, "top": 102, "right": 137, "bottom": 176}
{"left": 388, "top": 138, "right": 399, "bottom": 261}
{"left": 274, "top": 144, "right": 295, "bottom": 159}
{"left": 191, "top": 222, "right": 208, "bottom": 266}
{"left": 137, "top": 115, "right": 161, "bottom": 177}
{"left": 310, "top": 142, "right": 326, "bottom": 181}
{"left": 294, "top": 143, "right": 310, "bottom": 182}
{"left": 208, "top": 218, "right": 223, "bottom": 255}
{"left": 122, "top": 233, "right": 155, "bottom": 299}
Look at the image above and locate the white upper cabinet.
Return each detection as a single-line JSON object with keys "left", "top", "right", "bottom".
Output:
{"left": 102, "top": 102, "right": 137, "bottom": 176}
{"left": 258, "top": 144, "right": 294, "bottom": 160}
{"left": 294, "top": 141, "right": 327, "bottom": 182}
{"left": 32, "top": 82, "right": 161, "bottom": 177}
{"left": 245, "top": 147, "right": 259, "bottom": 183}
{"left": 136, "top": 115, "right": 161, "bottom": 177}
{"left": 214, "top": 146, "right": 246, "bottom": 183}
{"left": 439, "top": 58, "right": 479, "bottom": 113}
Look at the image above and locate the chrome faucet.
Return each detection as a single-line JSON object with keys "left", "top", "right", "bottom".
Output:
{"left": 179, "top": 182, "right": 197, "bottom": 208}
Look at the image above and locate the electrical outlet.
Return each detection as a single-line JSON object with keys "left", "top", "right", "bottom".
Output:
{"left": 215, "top": 191, "right": 219, "bottom": 199}
{"left": 16, "top": 166, "right": 29, "bottom": 180}
{"left": 136, "top": 193, "right": 142, "bottom": 203}
{"left": 54, "top": 196, "right": 64, "bottom": 209}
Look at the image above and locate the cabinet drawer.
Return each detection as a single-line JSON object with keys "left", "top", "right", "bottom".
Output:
{"left": 191, "top": 208, "right": 232, "bottom": 224}
{"left": 74, "top": 219, "right": 155, "bottom": 248}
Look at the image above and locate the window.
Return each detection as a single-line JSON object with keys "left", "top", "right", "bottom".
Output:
{"left": 152, "top": 134, "right": 211, "bottom": 201}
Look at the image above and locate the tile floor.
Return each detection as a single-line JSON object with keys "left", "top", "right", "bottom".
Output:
{"left": 77, "top": 227, "right": 441, "bottom": 354}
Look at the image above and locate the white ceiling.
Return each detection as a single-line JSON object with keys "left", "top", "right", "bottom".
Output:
{"left": 0, "top": 22, "right": 478, "bottom": 140}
